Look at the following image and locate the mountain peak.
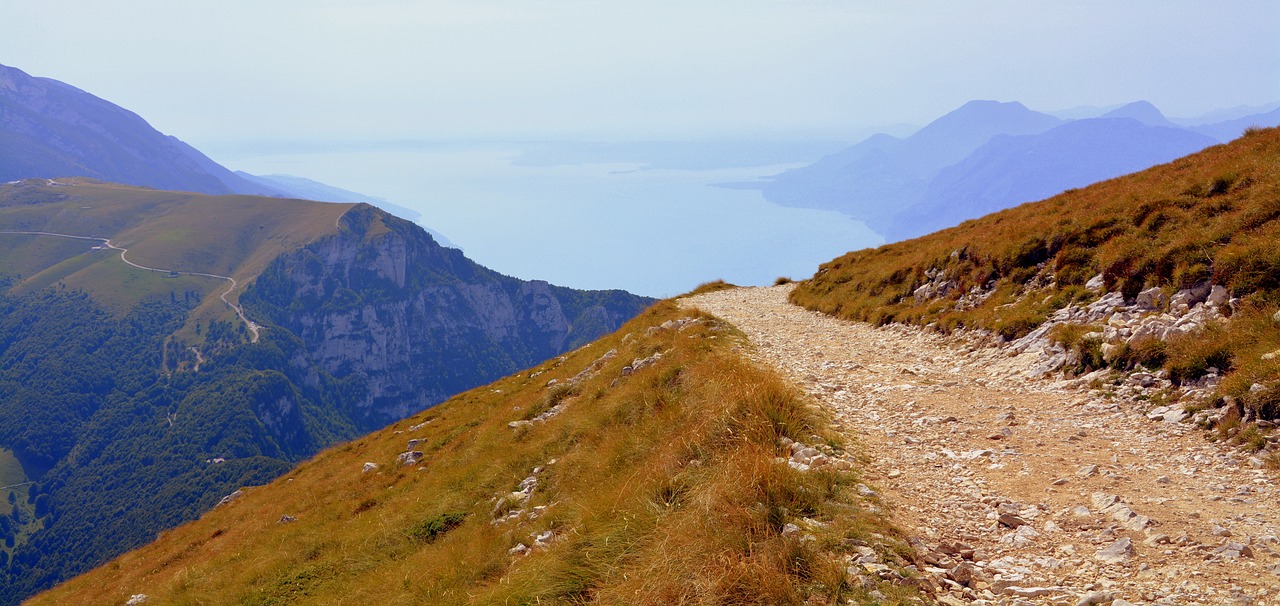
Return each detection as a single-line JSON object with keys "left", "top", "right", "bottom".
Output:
{"left": 1100, "top": 100, "right": 1175, "bottom": 127}
{"left": 954, "top": 99, "right": 1030, "bottom": 112}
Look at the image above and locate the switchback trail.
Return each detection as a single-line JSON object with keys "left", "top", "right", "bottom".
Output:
{"left": 684, "top": 285, "right": 1278, "bottom": 606}
{"left": 0, "top": 230, "right": 260, "bottom": 342}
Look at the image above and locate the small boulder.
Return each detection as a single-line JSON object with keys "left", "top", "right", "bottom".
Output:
{"left": 1214, "top": 542, "right": 1253, "bottom": 559}
{"left": 1095, "top": 537, "right": 1133, "bottom": 565}
{"left": 1085, "top": 274, "right": 1105, "bottom": 292}
{"left": 278, "top": 515, "right": 297, "bottom": 524}
{"left": 362, "top": 462, "right": 378, "bottom": 474}
{"left": 998, "top": 513, "right": 1028, "bottom": 528}
{"left": 397, "top": 451, "right": 425, "bottom": 466}
{"left": 126, "top": 595, "right": 149, "bottom": 605}
{"left": 216, "top": 489, "right": 244, "bottom": 507}
{"left": 948, "top": 562, "right": 975, "bottom": 586}
{"left": 1005, "top": 586, "right": 1054, "bottom": 598}
{"left": 533, "top": 530, "right": 555, "bottom": 547}
{"left": 1207, "top": 285, "right": 1229, "bottom": 307}
{"left": 1135, "top": 287, "right": 1166, "bottom": 310}
{"left": 1076, "top": 591, "right": 1114, "bottom": 606}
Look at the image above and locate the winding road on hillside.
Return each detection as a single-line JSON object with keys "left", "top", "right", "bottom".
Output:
{"left": 0, "top": 230, "right": 260, "bottom": 342}
{"left": 684, "top": 285, "right": 1278, "bottom": 606}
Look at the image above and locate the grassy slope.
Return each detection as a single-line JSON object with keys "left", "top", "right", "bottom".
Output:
{"left": 0, "top": 178, "right": 354, "bottom": 327}
{"left": 33, "top": 300, "right": 924, "bottom": 606}
{"left": 793, "top": 126, "right": 1280, "bottom": 419}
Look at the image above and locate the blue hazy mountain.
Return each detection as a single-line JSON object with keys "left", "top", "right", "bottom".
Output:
{"left": 761, "top": 100, "right": 1063, "bottom": 231}
{"left": 1191, "top": 107, "right": 1280, "bottom": 143}
{"left": 762, "top": 99, "right": 1266, "bottom": 241}
{"left": 1172, "top": 102, "right": 1280, "bottom": 126}
{"left": 0, "top": 63, "right": 276, "bottom": 195}
{"left": 1098, "top": 100, "right": 1180, "bottom": 128}
{"left": 0, "top": 62, "right": 433, "bottom": 225}
{"left": 887, "top": 118, "right": 1219, "bottom": 240}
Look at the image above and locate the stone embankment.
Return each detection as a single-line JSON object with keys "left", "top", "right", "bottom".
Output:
{"left": 684, "top": 285, "right": 1278, "bottom": 606}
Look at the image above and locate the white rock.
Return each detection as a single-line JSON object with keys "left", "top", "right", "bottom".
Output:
{"left": 397, "top": 450, "right": 425, "bottom": 466}
{"left": 362, "top": 462, "right": 378, "bottom": 473}
{"left": 1076, "top": 590, "right": 1113, "bottom": 605}
{"left": 1096, "top": 537, "right": 1133, "bottom": 564}
{"left": 1135, "top": 287, "right": 1166, "bottom": 310}
{"left": 1005, "top": 586, "right": 1056, "bottom": 598}
{"left": 1207, "top": 285, "right": 1229, "bottom": 307}
{"left": 126, "top": 595, "right": 148, "bottom": 605}
{"left": 216, "top": 489, "right": 244, "bottom": 507}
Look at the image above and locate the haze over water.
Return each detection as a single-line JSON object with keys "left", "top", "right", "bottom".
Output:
{"left": 220, "top": 141, "right": 882, "bottom": 297}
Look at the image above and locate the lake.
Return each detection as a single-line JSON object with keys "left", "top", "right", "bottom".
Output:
{"left": 213, "top": 140, "right": 882, "bottom": 297}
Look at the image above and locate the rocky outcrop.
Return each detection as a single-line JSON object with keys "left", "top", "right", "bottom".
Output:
{"left": 243, "top": 205, "right": 653, "bottom": 427}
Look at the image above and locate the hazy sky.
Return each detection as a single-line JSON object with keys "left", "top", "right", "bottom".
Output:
{"left": 4, "top": 1, "right": 1278, "bottom": 144}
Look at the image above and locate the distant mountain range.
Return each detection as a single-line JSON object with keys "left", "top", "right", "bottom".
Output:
{"left": 762, "top": 99, "right": 1280, "bottom": 241}
{"left": 0, "top": 63, "right": 424, "bottom": 225}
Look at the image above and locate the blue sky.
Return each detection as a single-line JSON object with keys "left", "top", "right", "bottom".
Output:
{"left": 4, "top": 1, "right": 1278, "bottom": 144}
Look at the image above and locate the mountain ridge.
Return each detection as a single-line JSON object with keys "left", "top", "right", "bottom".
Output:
{"left": 763, "top": 98, "right": 1280, "bottom": 240}
{"left": 0, "top": 178, "right": 652, "bottom": 603}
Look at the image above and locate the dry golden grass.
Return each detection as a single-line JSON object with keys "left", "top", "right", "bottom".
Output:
{"left": 32, "top": 301, "right": 923, "bottom": 605}
{"left": 794, "top": 127, "right": 1280, "bottom": 419}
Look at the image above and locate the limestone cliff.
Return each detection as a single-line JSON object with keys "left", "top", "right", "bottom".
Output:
{"left": 242, "top": 204, "right": 653, "bottom": 427}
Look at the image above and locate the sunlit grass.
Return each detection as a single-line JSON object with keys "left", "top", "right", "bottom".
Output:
{"left": 794, "top": 126, "right": 1280, "bottom": 419}
{"left": 33, "top": 301, "right": 922, "bottom": 605}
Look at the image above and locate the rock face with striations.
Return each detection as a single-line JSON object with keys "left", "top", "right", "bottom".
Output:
{"left": 242, "top": 204, "right": 654, "bottom": 427}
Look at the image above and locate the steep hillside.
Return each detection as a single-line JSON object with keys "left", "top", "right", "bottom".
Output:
{"left": 31, "top": 300, "right": 922, "bottom": 606}
{"left": 0, "top": 64, "right": 275, "bottom": 196}
{"left": 887, "top": 118, "right": 1218, "bottom": 240}
{"left": 793, "top": 126, "right": 1280, "bottom": 425}
{"left": 241, "top": 203, "right": 652, "bottom": 427}
{"left": 0, "top": 180, "right": 651, "bottom": 603}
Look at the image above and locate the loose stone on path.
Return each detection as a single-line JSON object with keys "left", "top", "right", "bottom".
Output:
{"left": 683, "top": 285, "right": 1280, "bottom": 606}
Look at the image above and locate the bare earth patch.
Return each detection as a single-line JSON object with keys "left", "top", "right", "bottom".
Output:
{"left": 684, "top": 284, "right": 1279, "bottom": 606}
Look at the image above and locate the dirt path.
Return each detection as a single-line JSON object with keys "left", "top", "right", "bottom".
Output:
{"left": 0, "top": 230, "right": 259, "bottom": 342}
{"left": 684, "top": 285, "right": 1278, "bottom": 606}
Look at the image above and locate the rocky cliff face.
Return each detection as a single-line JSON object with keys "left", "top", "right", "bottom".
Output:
{"left": 243, "top": 204, "right": 653, "bottom": 427}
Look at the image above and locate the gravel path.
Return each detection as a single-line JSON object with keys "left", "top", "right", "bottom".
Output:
{"left": 683, "top": 285, "right": 1279, "bottom": 606}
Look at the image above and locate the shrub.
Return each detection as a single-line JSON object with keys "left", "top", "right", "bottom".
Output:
{"left": 1166, "top": 324, "right": 1233, "bottom": 385}
{"left": 1118, "top": 338, "right": 1168, "bottom": 370}
{"left": 408, "top": 511, "right": 466, "bottom": 543}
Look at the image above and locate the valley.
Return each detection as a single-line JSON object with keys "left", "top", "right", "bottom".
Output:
{"left": 3, "top": 7, "right": 1279, "bottom": 602}
{"left": 0, "top": 178, "right": 653, "bottom": 602}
